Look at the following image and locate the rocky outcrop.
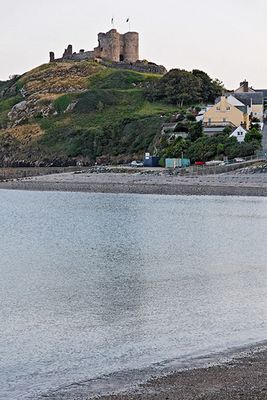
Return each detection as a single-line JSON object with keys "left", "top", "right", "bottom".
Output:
{"left": 0, "top": 75, "right": 20, "bottom": 99}
{"left": 8, "top": 100, "right": 54, "bottom": 127}
{"left": 22, "top": 63, "right": 97, "bottom": 96}
{"left": 65, "top": 100, "right": 78, "bottom": 113}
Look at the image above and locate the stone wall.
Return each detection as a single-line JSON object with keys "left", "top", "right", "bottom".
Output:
{"left": 94, "top": 29, "right": 139, "bottom": 63}
{"left": 100, "top": 60, "right": 167, "bottom": 75}
{"left": 123, "top": 32, "right": 139, "bottom": 63}
{"left": 96, "top": 30, "right": 121, "bottom": 62}
{"left": 50, "top": 29, "right": 139, "bottom": 64}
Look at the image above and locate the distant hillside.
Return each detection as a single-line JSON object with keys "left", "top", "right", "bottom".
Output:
{"left": 0, "top": 61, "right": 179, "bottom": 166}
{"left": 0, "top": 62, "right": 223, "bottom": 166}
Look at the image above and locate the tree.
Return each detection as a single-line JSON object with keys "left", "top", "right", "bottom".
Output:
{"left": 146, "top": 68, "right": 224, "bottom": 106}
{"left": 192, "top": 70, "right": 224, "bottom": 103}
{"left": 148, "top": 69, "right": 202, "bottom": 106}
{"left": 245, "top": 128, "right": 262, "bottom": 144}
{"left": 188, "top": 122, "right": 203, "bottom": 142}
{"left": 223, "top": 126, "right": 232, "bottom": 136}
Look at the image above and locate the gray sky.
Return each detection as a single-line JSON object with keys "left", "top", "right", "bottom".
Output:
{"left": 1, "top": 0, "right": 267, "bottom": 89}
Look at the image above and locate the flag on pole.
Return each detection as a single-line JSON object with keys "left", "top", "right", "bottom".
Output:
{"left": 126, "top": 17, "right": 131, "bottom": 31}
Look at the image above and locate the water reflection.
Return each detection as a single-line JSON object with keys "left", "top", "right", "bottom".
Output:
{"left": 0, "top": 192, "right": 266, "bottom": 400}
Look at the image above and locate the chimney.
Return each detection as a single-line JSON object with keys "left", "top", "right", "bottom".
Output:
{"left": 240, "top": 80, "right": 249, "bottom": 92}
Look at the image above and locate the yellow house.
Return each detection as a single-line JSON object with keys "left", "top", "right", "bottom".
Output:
{"left": 203, "top": 96, "right": 249, "bottom": 129}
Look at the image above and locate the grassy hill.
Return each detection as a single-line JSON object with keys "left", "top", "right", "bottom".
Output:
{"left": 0, "top": 61, "right": 177, "bottom": 166}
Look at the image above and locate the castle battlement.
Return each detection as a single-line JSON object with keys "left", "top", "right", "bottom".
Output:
{"left": 50, "top": 29, "right": 139, "bottom": 64}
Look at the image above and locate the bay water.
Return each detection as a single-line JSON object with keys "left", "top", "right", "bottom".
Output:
{"left": 0, "top": 191, "right": 266, "bottom": 399}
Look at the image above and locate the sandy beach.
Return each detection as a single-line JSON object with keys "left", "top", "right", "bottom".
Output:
{"left": 1, "top": 167, "right": 267, "bottom": 197}
{"left": 94, "top": 345, "right": 267, "bottom": 400}
{"left": 44, "top": 344, "right": 267, "bottom": 399}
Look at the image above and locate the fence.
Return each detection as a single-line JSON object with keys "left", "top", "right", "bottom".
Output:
{"left": 186, "top": 153, "right": 267, "bottom": 176}
{"left": 0, "top": 166, "right": 84, "bottom": 181}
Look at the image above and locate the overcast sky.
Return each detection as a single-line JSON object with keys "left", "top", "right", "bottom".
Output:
{"left": 1, "top": 0, "right": 267, "bottom": 89}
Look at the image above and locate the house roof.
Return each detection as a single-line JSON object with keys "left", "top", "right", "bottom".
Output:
{"left": 161, "top": 123, "right": 177, "bottom": 130}
{"left": 230, "top": 125, "right": 247, "bottom": 136}
{"left": 204, "top": 127, "right": 226, "bottom": 134}
{"left": 226, "top": 95, "right": 245, "bottom": 107}
{"left": 256, "top": 89, "right": 267, "bottom": 98}
{"left": 232, "top": 92, "right": 263, "bottom": 106}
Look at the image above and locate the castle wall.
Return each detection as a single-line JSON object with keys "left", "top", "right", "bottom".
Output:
{"left": 97, "top": 29, "right": 121, "bottom": 62}
{"left": 100, "top": 60, "right": 166, "bottom": 75}
{"left": 123, "top": 32, "right": 139, "bottom": 63}
{"left": 72, "top": 51, "right": 95, "bottom": 61}
{"left": 50, "top": 29, "right": 139, "bottom": 64}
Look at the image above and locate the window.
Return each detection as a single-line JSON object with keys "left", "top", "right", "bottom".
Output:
{"left": 226, "top": 106, "right": 230, "bottom": 110}
{"left": 216, "top": 107, "right": 220, "bottom": 110}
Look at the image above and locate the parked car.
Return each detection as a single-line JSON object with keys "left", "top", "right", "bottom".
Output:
{"left": 130, "top": 161, "right": 144, "bottom": 167}
{"left": 234, "top": 158, "right": 245, "bottom": 163}
{"left": 205, "top": 160, "right": 223, "bottom": 166}
{"left": 195, "top": 161, "right": 205, "bottom": 166}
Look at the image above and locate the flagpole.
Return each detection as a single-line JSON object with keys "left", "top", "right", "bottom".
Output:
{"left": 126, "top": 17, "right": 131, "bottom": 31}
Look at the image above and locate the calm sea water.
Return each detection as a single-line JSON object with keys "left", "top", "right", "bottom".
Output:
{"left": 0, "top": 190, "right": 266, "bottom": 399}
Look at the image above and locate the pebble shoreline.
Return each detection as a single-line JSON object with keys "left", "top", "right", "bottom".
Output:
{"left": 0, "top": 169, "right": 267, "bottom": 197}
{"left": 95, "top": 347, "right": 267, "bottom": 400}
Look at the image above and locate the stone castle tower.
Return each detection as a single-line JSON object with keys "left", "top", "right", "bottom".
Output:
{"left": 94, "top": 30, "right": 139, "bottom": 63}
{"left": 50, "top": 29, "right": 139, "bottom": 63}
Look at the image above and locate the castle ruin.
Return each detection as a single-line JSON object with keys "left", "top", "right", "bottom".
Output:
{"left": 50, "top": 29, "right": 139, "bottom": 63}
{"left": 49, "top": 29, "right": 167, "bottom": 74}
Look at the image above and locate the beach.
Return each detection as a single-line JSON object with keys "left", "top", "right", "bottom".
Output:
{"left": 94, "top": 345, "right": 267, "bottom": 400}
{"left": 1, "top": 166, "right": 267, "bottom": 196}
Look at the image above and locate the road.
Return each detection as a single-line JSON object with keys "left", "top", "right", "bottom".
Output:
{"left": 262, "top": 123, "right": 267, "bottom": 153}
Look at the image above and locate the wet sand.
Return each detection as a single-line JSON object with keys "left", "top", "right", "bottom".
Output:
{"left": 95, "top": 347, "right": 267, "bottom": 400}
{"left": 1, "top": 169, "right": 267, "bottom": 197}
{"left": 45, "top": 345, "right": 267, "bottom": 399}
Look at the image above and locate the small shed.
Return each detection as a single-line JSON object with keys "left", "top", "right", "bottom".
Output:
{"left": 143, "top": 156, "right": 160, "bottom": 167}
{"left": 165, "top": 158, "right": 190, "bottom": 168}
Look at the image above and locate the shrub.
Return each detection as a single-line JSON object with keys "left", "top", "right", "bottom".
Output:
{"left": 74, "top": 90, "right": 117, "bottom": 113}
{"left": 53, "top": 95, "right": 73, "bottom": 114}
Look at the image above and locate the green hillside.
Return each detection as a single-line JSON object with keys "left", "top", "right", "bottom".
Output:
{"left": 3, "top": 61, "right": 252, "bottom": 167}
{"left": 0, "top": 61, "right": 177, "bottom": 166}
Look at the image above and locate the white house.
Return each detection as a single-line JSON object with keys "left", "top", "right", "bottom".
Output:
{"left": 230, "top": 125, "right": 247, "bottom": 143}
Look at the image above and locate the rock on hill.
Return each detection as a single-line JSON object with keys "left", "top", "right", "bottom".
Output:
{"left": 0, "top": 61, "right": 175, "bottom": 166}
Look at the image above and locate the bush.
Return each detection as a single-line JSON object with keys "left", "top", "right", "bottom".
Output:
{"left": 89, "top": 69, "right": 159, "bottom": 90}
{"left": 146, "top": 68, "right": 223, "bottom": 106}
{"left": 245, "top": 128, "right": 262, "bottom": 144}
{"left": 74, "top": 90, "right": 117, "bottom": 113}
{"left": 53, "top": 95, "right": 73, "bottom": 114}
